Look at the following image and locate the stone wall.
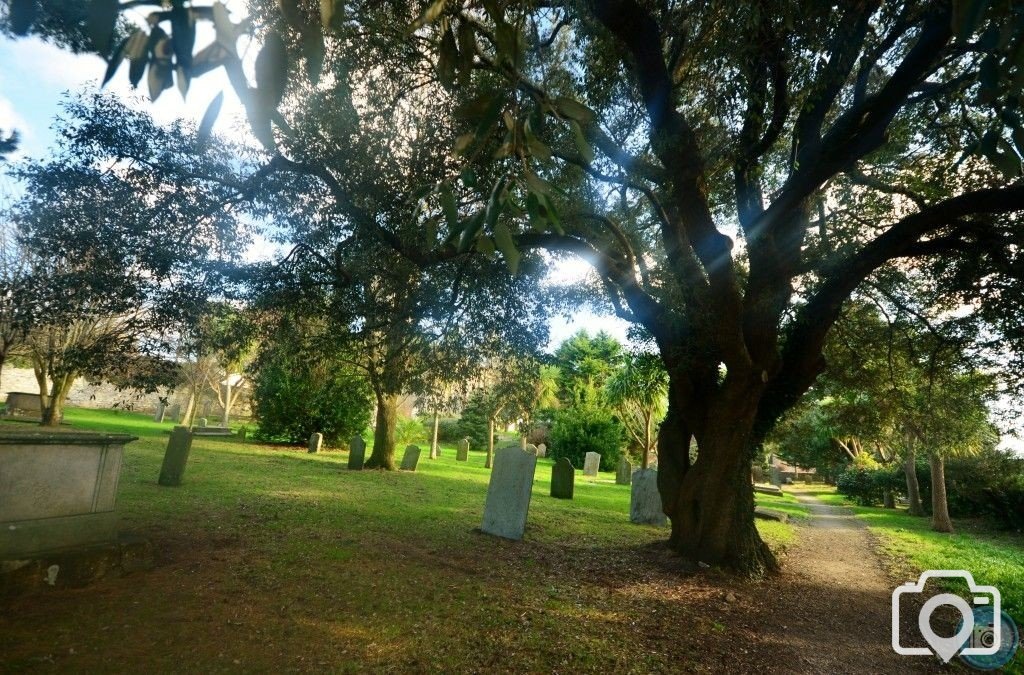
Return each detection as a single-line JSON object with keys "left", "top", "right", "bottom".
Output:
{"left": 0, "top": 366, "right": 251, "bottom": 418}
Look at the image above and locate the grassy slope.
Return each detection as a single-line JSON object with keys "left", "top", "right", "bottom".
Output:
{"left": 2, "top": 407, "right": 799, "bottom": 672}
{"left": 803, "top": 487, "right": 1024, "bottom": 628}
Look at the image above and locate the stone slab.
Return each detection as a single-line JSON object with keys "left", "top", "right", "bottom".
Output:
{"left": 308, "top": 432, "right": 323, "bottom": 454}
{"left": 550, "top": 457, "right": 574, "bottom": 499}
{"left": 754, "top": 484, "right": 784, "bottom": 496}
{"left": 616, "top": 456, "right": 633, "bottom": 485}
{"left": 1, "top": 535, "right": 154, "bottom": 598}
{"left": 754, "top": 507, "right": 788, "bottom": 523}
{"left": 480, "top": 446, "right": 538, "bottom": 540}
{"left": 536, "top": 443, "right": 546, "bottom": 458}
{"left": 348, "top": 436, "right": 365, "bottom": 470}
{"left": 400, "top": 444, "right": 421, "bottom": 471}
{"left": 583, "top": 452, "right": 601, "bottom": 477}
{"left": 158, "top": 426, "right": 193, "bottom": 487}
{"left": 630, "top": 468, "right": 667, "bottom": 526}
{"left": 456, "top": 438, "right": 469, "bottom": 461}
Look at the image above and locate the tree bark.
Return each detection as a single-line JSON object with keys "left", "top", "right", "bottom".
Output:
{"left": 484, "top": 417, "right": 495, "bottom": 469}
{"left": 657, "top": 374, "right": 778, "bottom": 576}
{"left": 642, "top": 409, "right": 652, "bottom": 469}
{"left": 903, "top": 446, "right": 925, "bottom": 516}
{"left": 430, "top": 410, "right": 439, "bottom": 459}
{"left": 929, "top": 452, "right": 954, "bottom": 533}
{"left": 365, "top": 392, "right": 399, "bottom": 469}
{"left": 41, "top": 373, "right": 74, "bottom": 427}
{"left": 222, "top": 378, "right": 231, "bottom": 427}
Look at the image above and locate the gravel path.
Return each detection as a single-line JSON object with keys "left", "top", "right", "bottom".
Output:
{"left": 749, "top": 492, "right": 947, "bottom": 673}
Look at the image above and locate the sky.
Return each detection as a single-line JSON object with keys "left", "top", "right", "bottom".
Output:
{"left": 0, "top": 22, "right": 629, "bottom": 351}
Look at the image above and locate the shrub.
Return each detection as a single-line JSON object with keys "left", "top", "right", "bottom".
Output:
{"left": 395, "top": 417, "right": 426, "bottom": 447}
{"left": 456, "top": 391, "right": 491, "bottom": 449}
{"left": 836, "top": 465, "right": 903, "bottom": 506}
{"left": 250, "top": 342, "right": 372, "bottom": 446}
{"left": 435, "top": 418, "right": 462, "bottom": 443}
{"left": 549, "top": 405, "right": 624, "bottom": 471}
{"left": 526, "top": 423, "right": 550, "bottom": 446}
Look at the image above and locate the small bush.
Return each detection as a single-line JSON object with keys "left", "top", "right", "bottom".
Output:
{"left": 836, "top": 465, "right": 903, "bottom": 506}
{"left": 395, "top": 417, "right": 426, "bottom": 447}
{"left": 526, "top": 423, "right": 550, "bottom": 446}
{"left": 435, "top": 418, "right": 462, "bottom": 443}
{"left": 549, "top": 405, "right": 624, "bottom": 471}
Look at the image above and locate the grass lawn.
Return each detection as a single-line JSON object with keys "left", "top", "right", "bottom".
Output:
{"left": 1, "top": 407, "right": 799, "bottom": 672}
{"left": 799, "top": 486, "right": 1024, "bottom": 627}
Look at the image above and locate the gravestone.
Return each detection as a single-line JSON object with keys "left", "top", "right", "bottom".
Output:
{"left": 158, "top": 426, "right": 194, "bottom": 487}
{"left": 550, "top": 457, "right": 574, "bottom": 499}
{"left": 168, "top": 403, "right": 181, "bottom": 423}
{"left": 583, "top": 452, "right": 601, "bottom": 477}
{"left": 456, "top": 438, "right": 469, "bottom": 461}
{"left": 524, "top": 443, "right": 538, "bottom": 455}
{"left": 197, "top": 418, "right": 208, "bottom": 428}
{"left": 616, "top": 456, "right": 633, "bottom": 485}
{"left": 480, "top": 446, "right": 538, "bottom": 540}
{"left": 400, "top": 444, "right": 421, "bottom": 471}
{"left": 348, "top": 436, "right": 366, "bottom": 470}
{"left": 630, "top": 468, "right": 667, "bottom": 526}
{"left": 536, "top": 443, "right": 546, "bottom": 458}
{"left": 153, "top": 402, "right": 166, "bottom": 423}
{"left": 308, "top": 432, "right": 323, "bottom": 454}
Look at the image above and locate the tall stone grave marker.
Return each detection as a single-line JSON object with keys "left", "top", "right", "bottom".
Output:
{"left": 456, "top": 438, "right": 469, "bottom": 461}
{"left": 158, "top": 426, "right": 194, "bottom": 487}
{"left": 153, "top": 402, "right": 166, "bottom": 423}
{"left": 524, "top": 443, "right": 538, "bottom": 455}
{"left": 616, "top": 456, "right": 633, "bottom": 485}
{"left": 480, "top": 446, "right": 538, "bottom": 540}
{"left": 400, "top": 445, "right": 422, "bottom": 471}
{"left": 550, "top": 458, "right": 574, "bottom": 499}
{"left": 583, "top": 452, "right": 601, "bottom": 477}
{"left": 630, "top": 468, "right": 667, "bottom": 526}
{"left": 308, "top": 432, "right": 323, "bottom": 454}
{"left": 197, "top": 417, "right": 208, "bottom": 428}
{"left": 536, "top": 443, "right": 546, "bottom": 458}
{"left": 348, "top": 436, "right": 366, "bottom": 470}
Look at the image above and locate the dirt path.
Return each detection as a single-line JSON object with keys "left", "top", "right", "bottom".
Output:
{"left": 744, "top": 491, "right": 946, "bottom": 673}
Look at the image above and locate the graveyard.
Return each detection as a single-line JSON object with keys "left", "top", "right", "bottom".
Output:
{"left": 0, "top": 407, "right": 809, "bottom": 671}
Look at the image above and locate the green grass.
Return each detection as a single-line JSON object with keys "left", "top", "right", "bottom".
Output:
{"left": 2, "top": 407, "right": 799, "bottom": 672}
{"left": 800, "top": 486, "right": 1024, "bottom": 627}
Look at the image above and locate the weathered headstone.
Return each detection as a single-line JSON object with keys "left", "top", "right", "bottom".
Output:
{"left": 158, "top": 426, "right": 194, "bottom": 487}
{"left": 630, "top": 468, "right": 667, "bottom": 526}
{"left": 153, "top": 402, "right": 166, "bottom": 423}
{"left": 536, "top": 443, "right": 546, "bottom": 458}
{"left": 616, "top": 456, "right": 633, "bottom": 485}
{"left": 168, "top": 403, "right": 181, "bottom": 423}
{"left": 456, "top": 438, "right": 469, "bottom": 461}
{"left": 583, "top": 452, "right": 601, "bottom": 477}
{"left": 480, "top": 446, "right": 538, "bottom": 540}
{"left": 550, "top": 457, "right": 574, "bottom": 499}
{"left": 348, "top": 436, "right": 366, "bottom": 470}
{"left": 308, "top": 432, "right": 323, "bottom": 454}
{"left": 524, "top": 443, "right": 538, "bottom": 455}
{"left": 400, "top": 444, "right": 422, "bottom": 471}
{"left": 197, "top": 417, "right": 208, "bottom": 428}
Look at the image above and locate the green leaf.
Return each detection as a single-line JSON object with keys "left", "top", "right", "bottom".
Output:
{"left": 101, "top": 36, "right": 129, "bottom": 87}
{"left": 570, "top": 120, "right": 595, "bottom": 163}
{"left": 978, "top": 54, "right": 999, "bottom": 104}
{"left": 457, "top": 20, "right": 475, "bottom": 84}
{"left": 952, "top": 0, "right": 991, "bottom": 43}
{"left": 176, "top": 65, "right": 190, "bottom": 98}
{"left": 224, "top": 54, "right": 250, "bottom": 106}
{"left": 278, "top": 0, "right": 305, "bottom": 29}
{"left": 453, "top": 132, "right": 475, "bottom": 155}
{"left": 198, "top": 91, "right": 224, "bottom": 143}
{"left": 475, "top": 236, "right": 496, "bottom": 256}
{"left": 410, "top": 0, "right": 447, "bottom": 31}
{"left": 320, "top": 0, "right": 336, "bottom": 29}
{"left": 554, "top": 97, "right": 595, "bottom": 124}
{"left": 170, "top": 6, "right": 197, "bottom": 74}
{"left": 439, "top": 183, "right": 458, "bottom": 231}
{"left": 437, "top": 26, "right": 458, "bottom": 89}
{"left": 523, "top": 121, "right": 551, "bottom": 161}
{"left": 191, "top": 41, "right": 230, "bottom": 77}
{"left": 523, "top": 169, "right": 553, "bottom": 197}
{"left": 255, "top": 30, "right": 288, "bottom": 111}
{"left": 460, "top": 167, "right": 477, "bottom": 188}
{"left": 148, "top": 55, "right": 173, "bottom": 102}
{"left": 88, "top": 0, "right": 119, "bottom": 56}
{"left": 302, "top": 25, "right": 325, "bottom": 84}
{"left": 494, "top": 23, "right": 518, "bottom": 66}
{"left": 212, "top": 1, "right": 238, "bottom": 55}
{"left": 8, "top": 0, "right": 38, "bottom": 35}
{"left": 492, "top": 222, "right": 520, "bottom": 274}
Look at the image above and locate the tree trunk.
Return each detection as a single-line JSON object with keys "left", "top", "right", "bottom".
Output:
{"left": 904, "top": 446, "right": 925, "bottom": 516}
{"left": 365, "top": 392, "right": 399, "bottom": 469}
{"left": 222, "top": 378, "right": 231, "bottom": 427}
{"left": 642, "top": 409, "right": 652, "bottom": 469}
{"left": 430, "top": 410, "right": 439, "bottom": 459}
{"left": 41, "top": 373, "right": 73, "bottom": 427}
{"left": 182, "top": 389, "right": 197, "bottom": 427}
{"left": 929, "top": 452, "right": 954, "bottom": 533}
{"left": 484, "top": 417, "right": 495, "bottom": 469}
{"left": 657, "top": 375, "right": 778, "bottom": 576}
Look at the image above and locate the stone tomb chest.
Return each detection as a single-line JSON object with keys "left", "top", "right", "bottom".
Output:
{"left": 0, "top": 430, "right": 137, "bottom": 559}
